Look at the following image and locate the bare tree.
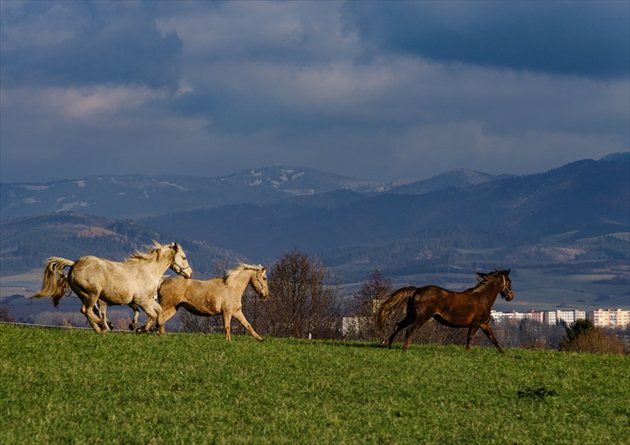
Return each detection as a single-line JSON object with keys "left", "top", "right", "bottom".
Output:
{"left": 345, "top": 269, "right": 392, "bottom": 340}
{"left": 256, "top": 249, "right": 342, "bottom": 339}
{"left": 33, "top": 311, "right": 88, "bottom": 327}
{"left": 0, "top": 304, "right": 16, "bottom": 322}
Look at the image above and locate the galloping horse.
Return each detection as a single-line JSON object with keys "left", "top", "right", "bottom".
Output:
{"left": 32, "top": 242, "right": 193, "bottom": 332}
{"left": 156, "top": 263, "right": 268, "bottom": 341}
{"left": 378, "top": 269, "right": 514, "bottom": 353}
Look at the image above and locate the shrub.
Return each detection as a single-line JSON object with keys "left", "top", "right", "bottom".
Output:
{"left": 560, "top": 328, "right": 627, "bottom": 354}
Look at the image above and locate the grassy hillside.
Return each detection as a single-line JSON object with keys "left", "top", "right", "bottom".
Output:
{"left": 1, "top": 325, "right": 628, "bottom": 444}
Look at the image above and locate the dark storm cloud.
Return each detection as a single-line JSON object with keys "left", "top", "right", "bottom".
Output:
{"left": 1, "top": 2, "right": 182, "bottom": 89}
{"left": 0, "top": 1, "right": 628, "bottom": 184}
{"left": 341, "top": 1, "right": 629, "bottom": 79}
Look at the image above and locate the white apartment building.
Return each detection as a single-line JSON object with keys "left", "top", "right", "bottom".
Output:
{"left": 492, "top": 309, "right": 630, "bottom": 328}
{"left": 491, "top": 309, "right": 587, "bottom": 326}
{"left": 544, "top": 310, "right": 586, "bottom": 326}
{"left": 490, "top": 311, "right": 532, "bottom": 322}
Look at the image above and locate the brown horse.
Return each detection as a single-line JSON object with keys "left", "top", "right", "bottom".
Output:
{"left": 33, "top": 242, "right": 193, "bottom": 332}
{"left": 156, "top": 263, "right": 268, "bottom": 340}
{"left": 378, "top": 269, "right": 514, "bottom": 353}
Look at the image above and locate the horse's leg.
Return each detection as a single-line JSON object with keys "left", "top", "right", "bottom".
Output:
{"left": 96, "top": 301, "right": 111, "bottom": 332}
{"left": 144, "top": 299, "right": 161, "bottom": 332}
{"left": 480, "top": 322, "right": 505, "bottom": 354}
{"left": 222, "top": 311, "right": 232, "bottom": 341}
{"left": 128, "top": 303, "right": 140, "bottom": 331}
{"left": 233, "top": 309, "right": 264, "bottom": 342}
{"left": 101, "top": 301, "right": 115, "bottom": 330}
{"left": 466, "top": 324, "right": 480, "bottom": 353}
{"left": 402, "top": 312, "right": 433, "bottom": 351}
{"left": 136, "top": 299, "right": 161, "bottom": 334}
{"left": 92, "top": 303, "right": 103, "bottom": 324}
{"left": 380, "top": 310, "right": 415, "bottom": 348}
{"left": 156, "top": 305, "right": 178, "bottom": 336}
{"left": 80, "top": 296, "right": 104, "bottom": 333}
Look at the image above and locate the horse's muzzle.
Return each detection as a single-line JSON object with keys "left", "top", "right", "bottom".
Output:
{"left": 173, "top": 264, "right": 193, "bottom": 278}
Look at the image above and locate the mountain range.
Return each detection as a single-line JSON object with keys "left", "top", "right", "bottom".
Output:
{"left": 140, "top": 155, "right": 629, "bottom": 260}
{"left": 1, "top": 166, "right": 384, "bottom": 220}
{"left": 1, "top": 153, "right": 629, "bottom": 313}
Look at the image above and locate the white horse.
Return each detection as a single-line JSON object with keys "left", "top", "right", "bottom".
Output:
{"left": 33, "top": 242, "right": 192, "bottom": 333}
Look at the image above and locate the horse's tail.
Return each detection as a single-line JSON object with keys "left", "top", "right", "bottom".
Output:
{"left": 377, "top": 287, "right": 417, "bottom": 330}
{"left": 32, "top": 257, "right": 74, "bottom": 307}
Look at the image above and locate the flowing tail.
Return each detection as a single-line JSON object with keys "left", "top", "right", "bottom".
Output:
{"left": 377, "top": 286, "right": 417, "bottom": 330}
{"left": 32, "top": 257, "right": 74, "bottom": 307}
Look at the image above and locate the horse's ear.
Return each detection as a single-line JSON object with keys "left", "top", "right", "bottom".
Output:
{"left": 262, "top": 266, "right": 267, "bottom": 273}
{"left": 172, "top": 243, "right": 180, "bottom": 251}
{"left": 506, "top": 268, "right": 511, "bottom": 276}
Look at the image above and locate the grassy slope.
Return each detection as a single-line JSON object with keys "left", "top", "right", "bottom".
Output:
{"left": 1, "top": 325, "right": 628, "bottom": 444}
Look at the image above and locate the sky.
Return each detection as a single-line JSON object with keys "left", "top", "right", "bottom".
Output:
{"left": 1, "top": 0, "right": 628, "bottom": 184}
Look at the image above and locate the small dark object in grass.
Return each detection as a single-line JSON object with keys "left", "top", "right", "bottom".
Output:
{"left": 517, "top": 387, "right": 558, "bottom": 400}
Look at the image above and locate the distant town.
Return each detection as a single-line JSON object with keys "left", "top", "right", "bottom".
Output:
{"left": 491, "top": 308, "right": 630, "bottom": 328}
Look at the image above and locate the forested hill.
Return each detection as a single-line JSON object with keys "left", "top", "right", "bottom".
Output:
{"left": 0, "top": 213, "right": 235, "bottom": 276}
{"left": 0, "top": 166, "right": 383, "bottom": 220}
{"left": 141, "top": 155, "right": 630, "bottom": 261}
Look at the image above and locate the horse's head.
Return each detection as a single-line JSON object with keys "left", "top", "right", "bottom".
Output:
{"left": 499, "top": 269, "right": 514, "bottom": 301}
{"left": 169, "top": 243, "right": 193, "bottom": 279}
{"left": 250, "top": 266, "right": 269, "bottom": 299}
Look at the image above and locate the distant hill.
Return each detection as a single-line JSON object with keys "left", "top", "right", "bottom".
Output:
{"left": 0, "top": 213, "right": 238, "bottom": 276}
{"left": 141, "top": 155, "right": 630, "bottom": 262}
{"left": 388, "top": 169, "right": 510, "bottom": 195}
{"left": 0, "top": 166, "right": 383, "bottom": 220}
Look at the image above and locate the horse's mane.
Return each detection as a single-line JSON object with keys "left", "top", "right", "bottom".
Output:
{"left": 125, "top": 241, "right": 167, "bottom": 263}
{"left": 471, "top": 269, "right": 508, "bottom": 294}
{"left": 224, "top": 263, "right": 265, "bottom": 285}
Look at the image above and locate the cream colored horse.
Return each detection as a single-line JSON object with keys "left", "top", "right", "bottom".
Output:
{"left": 156, "top": 263, "right": 268, "bottom": 341}
{"left": 33, "top": 242, "right": 192, "bottom": 332}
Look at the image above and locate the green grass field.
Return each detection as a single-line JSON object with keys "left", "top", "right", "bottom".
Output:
{"left": 1, "top": 324, "right": 628, "bottom": 444}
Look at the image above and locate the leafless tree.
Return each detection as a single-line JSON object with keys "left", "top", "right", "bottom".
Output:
{"left": 254, "top": 249, "right": 342, "bottom": 339}
{"left": 33, "top": 311, "right": 88, "bottom": 327}
{"left": 345, "top": 269, "right": 392, "bottom": 340}
{"left": 0, "top": 304, "right": 16, "bottom": 322}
